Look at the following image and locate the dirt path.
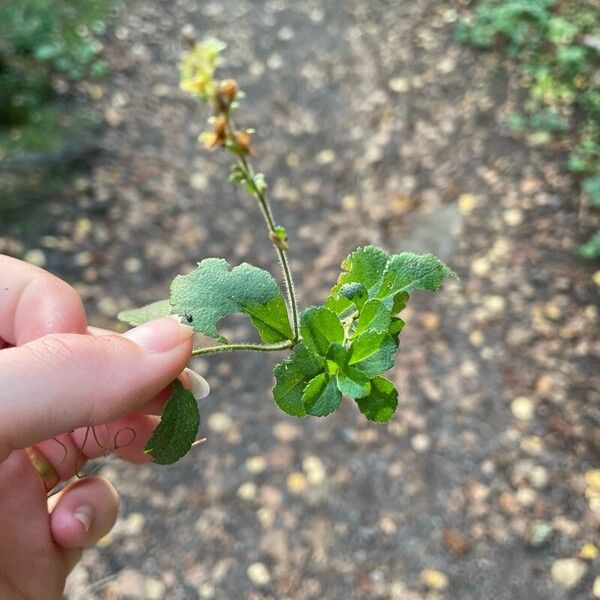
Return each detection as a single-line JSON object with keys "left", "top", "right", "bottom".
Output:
{"left": 2, "top": 1, "right": 598, "bottom": 599}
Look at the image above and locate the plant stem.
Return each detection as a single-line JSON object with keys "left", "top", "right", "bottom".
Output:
{"left": 236, "top": 153, "right": 300, "bottom": 342}
{"left": 191, "top": 340, "right": 293, "bottom": 356}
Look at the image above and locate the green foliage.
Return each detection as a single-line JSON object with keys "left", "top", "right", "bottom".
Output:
{"left": 170, "top": 258, "right": 294, "bottom": 343}
{"left": 119, "top": 40, "right": 456, "bottom": 463}
{"left": 456, "top": 0, "right": 600, "bottom": 255}
{"left": 0, "top": 0, "right": 111, "bottom": 148}
{"left": 144, "top": 380, "right": 200, "bottom": 465}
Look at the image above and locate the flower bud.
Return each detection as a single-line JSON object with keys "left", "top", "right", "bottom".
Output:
{"left": 233, "top": 130, "right": 254, "bottom": 155}
{"left": 219, "top": 79, "right": 238, "bottom": 103}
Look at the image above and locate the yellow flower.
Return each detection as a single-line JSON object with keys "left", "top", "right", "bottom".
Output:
{"left": 179, "top": 39, "right": 226, "bottom": 102}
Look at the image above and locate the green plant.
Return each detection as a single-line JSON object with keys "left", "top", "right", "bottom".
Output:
{"left": 456, "top": 0, "right": 600, "bottom": 258}
{"left": 0, "top": 0, "right": 111, "bottom": 138}
{"left": 118, "top": 40, "right": 456, "bottom": 464}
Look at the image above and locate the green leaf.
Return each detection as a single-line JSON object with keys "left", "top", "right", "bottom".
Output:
{"left": 302, "top": 373, "right": 342, "bottom": 417}
{"left": 118, "top": 299, "right": 172, "bottom": 327}
{"left": 376, "top": 253, "right": 456, "bottom": 304}
{"left": 273, "top": 343, "right": 323, "bottom": 417}
{"left": 349, "top": 331, "right": 397, "bottom": 378}
{"left": 300, "top": 306, "right": 344, "bottom": 357}
{"left": 354, "top": 299, "right": 391, "bottom": 335}
{"left": 326, "top": 245, "right": 390, "bottom": 314}
{"left": 336, "top": 369, "right": 371, "bottom": 399}
{"left": 339, "top": 282, "right": 367, "bottom": 309}
{"left": 170, "top": 258, "right": 293, "bottom": 343}
{"left": 356, "top": 376, "right": 398, "bottom": 423}
{"left": 144, "top": 380, "right": 200, "bottom": 464}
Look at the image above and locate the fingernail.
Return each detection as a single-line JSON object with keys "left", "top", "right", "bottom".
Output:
{"left": 184, "top": 368, "right": 210, "bottom": 401}
{"left": 124, "top": 316, "right": 193, "bottom": 353}
{"left": 73, "top": 506, "right": 93, "bottom": 533}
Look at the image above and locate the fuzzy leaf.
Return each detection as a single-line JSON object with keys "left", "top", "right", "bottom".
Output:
{"left": 302, "top": 373, "right": 342, "bottom": 417}
{"left": 354, "top": 299, "right": 392, "bottom": 335}
{"left": 170, "top": 258, "right": 293, "bottom": 343}
{"left": 356, "top": 376, "right": 398, "bottom": 423}
{"left": 336, "top": 369, "right": 371, "bottom": 399}
{"left": 339, "top": 282, "right": 368, "bottom": 309}
{"left": 118, "top": 299, "right": 172, "bottom": 327}
{"left": 144, "top": 380, "right": 200, "bottom": 464}
{"left": 273, "top": 343, "right": 324, "bottom": 417}
{"left": 326, "top": 245, "right": 390, "bottom": 314}
{"left": 376, "top": 253, "right": 456, "bottom": 303}
{"left": 349, "top": 331, "right": 397, "bottom": 378}
{"left": 300, "top": 306, "right": 344, "bottom": 357}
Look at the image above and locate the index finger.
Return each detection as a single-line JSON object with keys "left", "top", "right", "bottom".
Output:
{"left": 0, "top": 255, "right": 88, "bottom": 345}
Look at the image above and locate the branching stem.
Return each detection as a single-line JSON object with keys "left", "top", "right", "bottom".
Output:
{"left": 192, "top": 340, "right": 293, "bottom": 356}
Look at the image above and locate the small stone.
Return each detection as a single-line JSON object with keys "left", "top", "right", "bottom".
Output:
{"left": 378, "top": 516, "right": 397, "bottom": 535}
{"left": 146, "top": 578, "right": 166, "bottom": 600}
{"left": 421, "top": 312, "right": 440, "bottom": 331}
{"left": 316, "top": 149, "right": 336, "bottom": 164}
{"left": 287, "top": 471, "right": 308, "bottom": 493}
{"left": 585, "top": 469, "right": 600, "bottom": 492}
{"left": 246, "top": 456, "right": 267, "bottom": 474}
{"left": 458, "top": 193, "right": 477, "bottom": 215}
{"left": 527, "top": 520, "right": 554, "bottom": 547}
{"left": 593, "top": 576, "right": 600, "bottom": 598}
{"left": 471, "top": 257, "right": 490, "bottom": 276}
{"left": 247, "top": 562, "right": 271, "bottom": 586}
{"left": 273, "top": 421, "right": 302, "bottom": 442}
{"left": 483, "top": 295, "right": 505, "bottom": 315}
{"left": 237, "top": 482, "right": 257, "bottom": 501}
{"left": 303, "top": 455, "right": 326, "bottom": 485}
{"left": 388, "top": 77, "right": 409, "bottom": 93}
{"left": 503, "top": 208, "right": 523, "bottom": 226}
{"left": 469, "top": 330, "right": 485, "bottom": 347}
{"left": 550, "top": 558, "right": 587, "bottom": 588}
{"left": 442, "top": 529, "right": 469, "bottom": 555}
{"left": 24, "top": 249, "right": 46, "bottom": 267}
{"left": 579, "top": 543, "right": 598, "bottom": 560}
{"left": 411, "top": 433, "right": 431, "bottom": 453}
{"left": 528, "top": 466, "right": 548, "bottom": 489}
{"left": 207, "top": 412, "right": 232, "bottom": 433}
{"left": 190, "top": 173, "right": 208, "bottom": 190}
{"left": 420, "top": 569, "right": 448, "bottom": 591}
{"left": 593, "top": 270, "right": 600, "bottom": 286}
{"left": 511, "top": 397, "right": 535, "bottom": 421}
{"left": 389, "top": 581, "right": 406, "bottom": 599}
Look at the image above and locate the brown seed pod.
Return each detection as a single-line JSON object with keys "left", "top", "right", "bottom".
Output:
{"left": 233, "top": 130, "right": 255, "bottom": 155}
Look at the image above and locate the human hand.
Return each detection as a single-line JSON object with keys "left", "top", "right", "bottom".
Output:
{"left": 0, "top": 255, "right": 208, "bottom": 599}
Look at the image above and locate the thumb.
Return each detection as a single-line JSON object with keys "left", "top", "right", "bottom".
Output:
{"left": 0, "top": 317, "right": 193, "bottom": 460}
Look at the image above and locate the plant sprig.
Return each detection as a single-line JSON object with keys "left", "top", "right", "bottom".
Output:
{"left": 119, "top": 39, "right": 457, "bottom": 464}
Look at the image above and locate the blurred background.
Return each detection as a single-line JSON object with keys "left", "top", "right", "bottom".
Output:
{"left": 1, "top": 1, "right": 599, "bottom": 599}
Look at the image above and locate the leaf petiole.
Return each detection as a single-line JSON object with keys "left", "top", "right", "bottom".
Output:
{"left": 191, "top": 340, "right": 293, "bottom": 356}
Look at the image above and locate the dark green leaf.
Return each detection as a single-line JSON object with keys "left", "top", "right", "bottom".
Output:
{"left": 118, "top": 299, "right": 172, "bottom": 327}
{"left": 273, "top": 343, "right": 324, "bottom": 417}
{"left": 349, "top": 331, "right": 397, "bottom": 378}
{"left": 336, "top": 368, "right": 371, "bottom": 399}
{"left": 302, "top": 373, "right": 342, "bottom": 417}
{"left": 354, "top": 299, "right": 391, "bottom": 335}
{"left": 326, "top": 245, "right": 390, "bottom": 314}
{"left": 144, "top": 380, "right": 200, "bottom": 464}
{"left": 300, "top": 306, "right": 344, "bottom": 357}
{"left": 356, "top": 376, "right": 398, "bottom": 423}
{"left": 170, "top": 258, "right": 293, "bottom": 343}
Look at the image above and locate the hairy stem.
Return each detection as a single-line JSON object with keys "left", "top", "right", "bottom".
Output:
{"left": 236, "top": 153, "right": 300, "bottom": 341}
{"left": 191, "top": 340, "right": 293, "bottom": 356}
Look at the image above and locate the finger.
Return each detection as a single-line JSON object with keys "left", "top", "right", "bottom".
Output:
{"left": 0, "top": 317, "right": 193, "bottom": 461}
{"left": 0, "top": 255, "right": 87, "bottom": 345}
{"left": 49, "top": 476, "right": 120, "bottom": 569}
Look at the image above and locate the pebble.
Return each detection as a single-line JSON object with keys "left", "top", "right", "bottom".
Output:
{"left": 511, "top": 396, "right": 535, "bottom": 421}
{"left": 146, "top": 577, "right": 166, "bottom": 600}
{"left": 527, "top": 520, "right": 553, "bottom": 547}
{"left": 550, "top": 558, "right": 587, "bottom": 588}
{"left": 247, "top": 562, "right": 271, "bottom": 586}
{"left": 237, "top": 482, "right": 257, "bottom": 501}
{"left": 316, "top": 149, "right": 336, "bottom": 164}
{"left": 503, "top": 208, "right": 524, "bottom": 226}
{"left": 411, "top": 433, "right": 431, "bottom": 453}
{"left": 273, "top": 421, "right": 302, "bottom": 442}
{"left": 303, "top": 455, "right": 327, "bottom": 485}
{"left": 593, "top": 270, "right": 600, "bottom": 286}
{"left": 528, "top": 466, "right": 548, "bottom": 489}
{"left": 457, "top": 193, "right": 477, "bottom": 215}
{"left": 442, "top": 529, "right": 469, "bottom": 554}
{"left": 593, "top": 577, "right": 600, "bottom": 598}
{"left": 579, "top": 542, "right": 598, "bottom": 560}
{"left": 421, "top": 569, "right": 448, "bottom": 591}
{"left": 207, "top": 412, "right": 232, "bottom": 433}
{"left": 24, "top": 249, "right": 46, "bottom": 267}
{"left": 246, "top": 456, "right": 267, "bottom": 474}
{"left": 287, "top": 471, "right": 308, "bottom": 492}
{"left": 388, "top": 77, "right": 410, "bottom": 93}
{"left": 471, "top": 257, "right": 491, "bottom": 276}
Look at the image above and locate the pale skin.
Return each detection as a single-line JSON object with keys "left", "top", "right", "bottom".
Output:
{"left": 0, "top": 255, "right": 208, "bottom": 599}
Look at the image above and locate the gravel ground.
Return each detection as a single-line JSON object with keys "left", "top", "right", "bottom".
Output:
{"left": 1, "top": 1, "right": 599, "bottom": 599}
